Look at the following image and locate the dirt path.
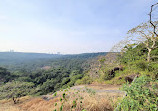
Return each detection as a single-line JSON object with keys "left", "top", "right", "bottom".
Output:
{"left": 71, "top": 84, "right": 124, "bottom": 94}
{"left": 42, "top": 84, "right": 125, "bottom": 101}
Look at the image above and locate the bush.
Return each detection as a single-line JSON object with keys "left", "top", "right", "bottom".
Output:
{"left": 39, "top": 79, "right": 59, "bottom": 94}
{"left": 75, "top": 75, "right": 93, "bottom": 85}
{"left": 148, "top": 63, "right": 158, "bottom": 78}
{"left": 135, "top": 60, "right": 148, "bottom": 71}
{"left": 0, "top": 81, "right": 35, "bottom": 103}
{"left": 116, "top": 76, "right": 158, "bottom": 111}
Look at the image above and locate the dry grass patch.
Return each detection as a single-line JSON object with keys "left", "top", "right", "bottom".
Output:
{"left": 52, "top": 89, "right": 115, "bottom": 111}
{"left": 19, "top": 97, "right": 59, "bottom": 111}
{"left": 0, "top": 85, "right": 123, "bottom": 111}
{"left": 0, "top": 105, "right": 21, "bottom": 111}
{"left": 0, "top": 96, "right": 31, "bottom": 111}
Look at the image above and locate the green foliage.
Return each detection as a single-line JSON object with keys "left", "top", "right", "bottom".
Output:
{"left": 85, "top": 87, "right": 96, "bottom": 95}
{"left": 67, "top": 74, "right": 83, "bottom": 86}
{"left": 0, "top": 81, "right": 35, "bottom": 100}
{"left": 0, "top": 52, "right": 106, "bottom": 71}
{"left": 39, "top": 79, "right": 59, "bottom": 94}
{"left": 76, "top": 75, "right": 93, "bottom": 85}
{"left": 54, "top": 102, "right": 57, "bottom": 106}
{"left": 61, "top": 77, "right": 70, "bottom": 86}
{"left": 54, "top": 89, "right": 86, "bottom": 111}
{"left": 103, "top": 70, "right": 114, "bottom": 80}
{"left": 62, "top": 93, "right": 66, "bottom": 99}
{"left": 115, "top": 40, "right": 158, "bottom": 78}
{"left": 60, "top": 98, "right": 63, "bottom": 102}
{"left": 72, "top": 100, "right": 77, "bottom": 108}
{"left": 147, "top": 62, "right": 158, "bottom": 78}
{"left": 117, "top": 76, "right": 158, "bottom": 111}
{"left": 54, "top": 92, "right": 57, "bottom": 97}
{"left": 99, "top": 58, "right": 106, "bottom": 64}
{"left": 134, "top": 60, "right": 148, "bottom": 71}
{"left": 0, "top": 67, "right": 14, "bottom": 83}
{"left": 60, "top": 105, "right": 63, "bottom": 111}
{"left": 0, "top": 52, "right": 106, "bottom": 97}
{"left": 119, "top": 43, "right": 147, "bottom": 64}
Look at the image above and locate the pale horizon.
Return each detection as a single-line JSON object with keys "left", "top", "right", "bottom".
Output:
{"left": 0, "top": 50, "right": 108, "bottom": 55}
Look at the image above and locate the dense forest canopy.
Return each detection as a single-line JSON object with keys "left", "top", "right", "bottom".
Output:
{"left": 0, "top": 52, "right": 106, "bottom": 71}
{"left": 0, "top": 52, "right": 107, "bottom": 99}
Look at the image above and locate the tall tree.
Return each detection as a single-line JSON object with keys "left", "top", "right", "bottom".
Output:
{"left": 111, "top": 3, "right": 158, "bottom": 62}
{"left": 127, "top": 21, "right": 158, "bottom": 62}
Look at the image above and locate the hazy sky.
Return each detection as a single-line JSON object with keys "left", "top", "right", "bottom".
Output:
{"left": 0, "top": 0, "right": 156, "bottom": 54}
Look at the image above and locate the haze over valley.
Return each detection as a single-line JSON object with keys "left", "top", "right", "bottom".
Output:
{"left": 0, "top": 0, "right": 158, "bottom": 111}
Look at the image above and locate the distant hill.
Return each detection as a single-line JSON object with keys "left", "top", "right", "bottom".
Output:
{"left": 0, "top": 52, "right": 107, "bottom": 71}
{"left": 0, "top": 52, "right": 107, "bottom": 62}
{"left": 0, "top": 52, "right": 62, "bottom": 63}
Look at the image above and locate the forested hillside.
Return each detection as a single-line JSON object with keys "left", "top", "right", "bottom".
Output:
{"left": 0, "top": 1, "right": 158, "bottom": 111}
{"left": 0, "top": 52, "right": 106, "bottom": 71}
{"left": 0, "top": 52, "right": 107, "bottom": 99}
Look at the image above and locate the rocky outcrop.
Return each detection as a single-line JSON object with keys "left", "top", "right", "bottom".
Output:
{"left": 125, "top": 74, "right": 139, "bottom": 83}
{"left": 108, "top": 66, "right": 123, "bottom": 78}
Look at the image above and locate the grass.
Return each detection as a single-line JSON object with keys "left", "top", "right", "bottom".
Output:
{"left": 0, "top": 85, "right": 122, "bottom": 111}
{"left": 0, "top": 96, "right": 31, "bottom": 111}
{"left": 0, "top": 96, "right": 59, "bottom": 111}
{"left": 52, "top": 90, "right": 114, "bottom": 111}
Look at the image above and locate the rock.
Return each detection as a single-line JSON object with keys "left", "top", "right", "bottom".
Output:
{"left": 108, "top": 67, "right": 124, "bottom": 78}
{"left": 118, "top": 77, "right": 122, "bottom": 80}
{"left": 42, "top": 96, "right": 49, "bottom": 101}
{"left": 125, "top": 74, "right": 139, "bottom": 83}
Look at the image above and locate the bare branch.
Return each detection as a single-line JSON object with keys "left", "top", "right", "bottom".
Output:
{"left": 149, "top": 3, "right": 158, "bottom": 37}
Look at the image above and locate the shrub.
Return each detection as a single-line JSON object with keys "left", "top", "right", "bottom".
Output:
{"left": 116, "top": 76, "right": 158, "bottom": 111}
{"left": 135, "top": 60, "right": 148, "bottom": 71}
{"left": 0, "top": 81, "right": 35, "bottom": 103}
{"left": 75, "top": 75, "right": 93, "bottom": 85}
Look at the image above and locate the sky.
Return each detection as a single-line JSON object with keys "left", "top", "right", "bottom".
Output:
{"left": 0, "top": 0, "right": 156, "bottom": 54}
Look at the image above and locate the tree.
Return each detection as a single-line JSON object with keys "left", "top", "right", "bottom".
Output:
{"left": 127, "top": 21, "right": 158, "bottom": 62}
{"left": 111, "top": 3, "right": 158, "bottom": 62}
{"left": 126, "top": 3, "right": 158, "bottom": 62}
{"left": 0, "top": 81, "right": 35, "bottom": 104}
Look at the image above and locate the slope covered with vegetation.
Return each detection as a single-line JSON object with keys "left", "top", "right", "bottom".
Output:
{"left": 0, "top": 52, "right": 107, "bottom": 100}
{"left": 0, "top": 25, "right": 158, "bottom": 111}
{"left": 75, "top": 23, "right": 158, "bottom": 111}
{"left": 0, "top": 2, "right": 158, "bottom": 111}
{"left": 0, "top": 52, "right": 106, "bottom": 71}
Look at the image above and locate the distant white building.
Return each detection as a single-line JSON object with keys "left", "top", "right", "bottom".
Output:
{"left": 57, "top": 52, "right": 60, "bottom": 55}
{"left": 9, "top": 50, "right": 14, "bottom": 52}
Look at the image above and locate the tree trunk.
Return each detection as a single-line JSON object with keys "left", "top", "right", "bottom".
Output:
{"left": 12, "top": 97, "right": 17, "bottom": 104}
{"left": 147, "top": 48, "right": 151, "bottom": 62}
{"left": 12, "top": 97, "right": 19, "bottom": 104}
